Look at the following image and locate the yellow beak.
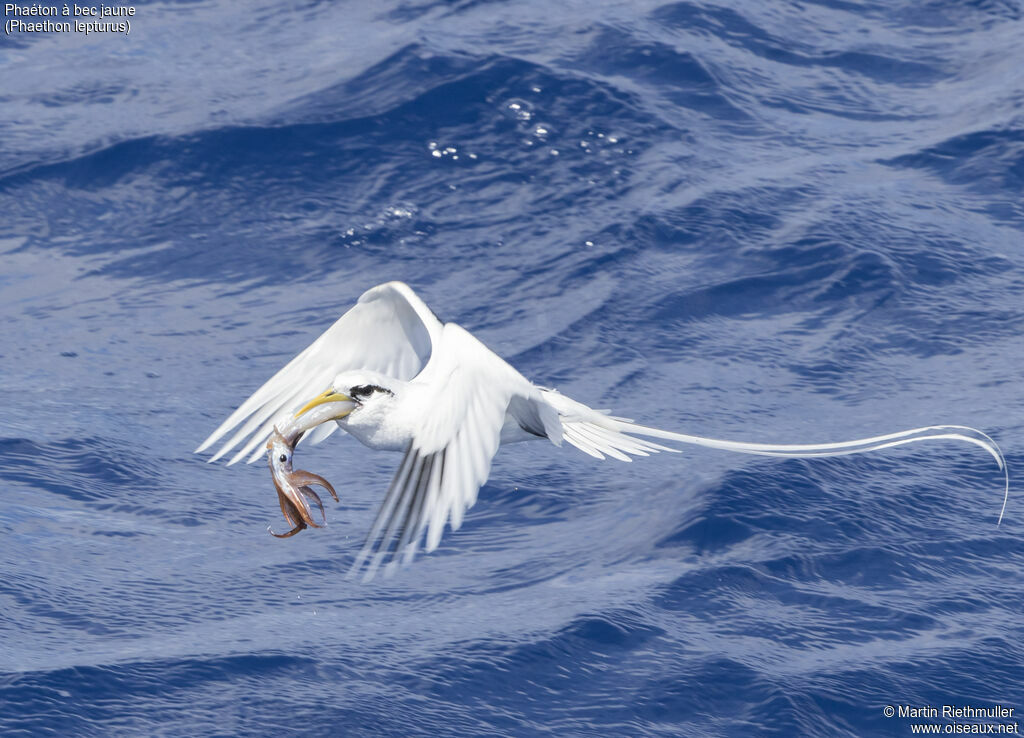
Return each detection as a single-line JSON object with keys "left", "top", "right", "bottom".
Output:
{"left": 295, "top": 388, "right": 354, "bottom": 418}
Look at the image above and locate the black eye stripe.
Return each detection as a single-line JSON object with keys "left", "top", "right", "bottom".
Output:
{"left": 350, "top": 384, "right": 392, "bottom": 398}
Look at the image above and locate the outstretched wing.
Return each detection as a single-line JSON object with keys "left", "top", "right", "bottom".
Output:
{"left": 349, "top": 323, "right": 562, "bottom": 581}
{"left": 196, "top": 281, "right": 443, "bottom": 465}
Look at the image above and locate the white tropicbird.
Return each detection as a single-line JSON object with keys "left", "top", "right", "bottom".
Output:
{"left": 197, "top": 281, "right": 1008, "bottom": 580}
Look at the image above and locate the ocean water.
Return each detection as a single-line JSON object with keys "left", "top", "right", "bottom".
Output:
{"left": 2, "top": 1, "right": 1023, "bottom": 735}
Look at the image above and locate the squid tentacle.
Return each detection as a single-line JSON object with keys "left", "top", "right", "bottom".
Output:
{"left": 298, "top": 485, "right": 327, "bottom": 527}
{"left": 290, "top": 470, "right": 340, "bottom": 503}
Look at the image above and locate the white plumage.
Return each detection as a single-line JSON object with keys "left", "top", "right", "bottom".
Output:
{"left": 197, "top": 281, "right": 1008, "bottom": 579}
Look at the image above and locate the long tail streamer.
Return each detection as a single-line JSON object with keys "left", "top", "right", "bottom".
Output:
{"left": 613, "top": 422, "right": 1009, "bottom": 525}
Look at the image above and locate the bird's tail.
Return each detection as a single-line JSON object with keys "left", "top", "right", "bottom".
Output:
{"left": 541, "top": 390, "right": 1008, "bottom": 524}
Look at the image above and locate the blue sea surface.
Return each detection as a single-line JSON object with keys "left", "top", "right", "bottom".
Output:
{"left": 2, "top": 1, "right": 1023, "bottom": 735}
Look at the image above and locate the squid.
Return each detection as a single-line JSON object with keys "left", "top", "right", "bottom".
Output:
{"left": 263, "top": 398, "right": 354, "bottom": 538}
{"left": 266, "top": 428, "right": 339, "bottom": 538}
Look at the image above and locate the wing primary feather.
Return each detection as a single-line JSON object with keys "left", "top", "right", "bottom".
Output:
{"left": 348, "top": 444, "right": 417, "bottom": 579}
{"left": 460, "top": 395, "right": 489, "bottom": 518}
{"left": 389, "top": 452, "right": 436, "bottom": 576}
{"left": 449, "top": 415, "right": 477, "bottom": 532}
{"left": 203, "top": 382, "right": 299, "bottom": 460}
{"left": 466, "top": 397, "right": 503, "bottom": 513}
{"left": 365, "top": 453, "right": 425, "bottom": 581}
{"left": 404, "top": 448, "right": 445, "bottom": 565}
{"left": 195, "top": 357, "right": 312, "bottom": 454}
{"left": 451, "top": 434, "right": 475, "bottom": 532}
{"left": 414, "top": 448, "right": 445, "bottom": 563}
{"left": 426, "top": 446, "right": 455, "bottom": 553}
{"left": 400, "top": 449, "right": 437, "bottom": 560}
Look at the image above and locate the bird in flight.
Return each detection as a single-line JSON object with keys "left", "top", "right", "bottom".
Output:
{"left": 197, "top": 282, "right": 1007, "bottom": 580}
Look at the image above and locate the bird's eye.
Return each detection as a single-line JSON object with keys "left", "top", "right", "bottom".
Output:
{"left": 279, "top": 454, "right": 287, "bottom": 463}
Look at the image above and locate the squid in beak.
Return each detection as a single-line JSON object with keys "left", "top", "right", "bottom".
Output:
{"left": 266, "top": 429, "right": 339, "bottom": 538}
{"left": 263, "top": 388, "right": 355, "bottom": 538}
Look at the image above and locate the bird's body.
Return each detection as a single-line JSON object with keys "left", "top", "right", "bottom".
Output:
{"left": 332, "top": 371, "right": 548, "bottom": 452}
{"left": 198, "top": 281, "right": 1007, "bottom": 580}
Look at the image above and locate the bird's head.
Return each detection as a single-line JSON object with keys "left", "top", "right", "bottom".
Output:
{"left": 294, "top": 370, "right": 399, "bottom": 431}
